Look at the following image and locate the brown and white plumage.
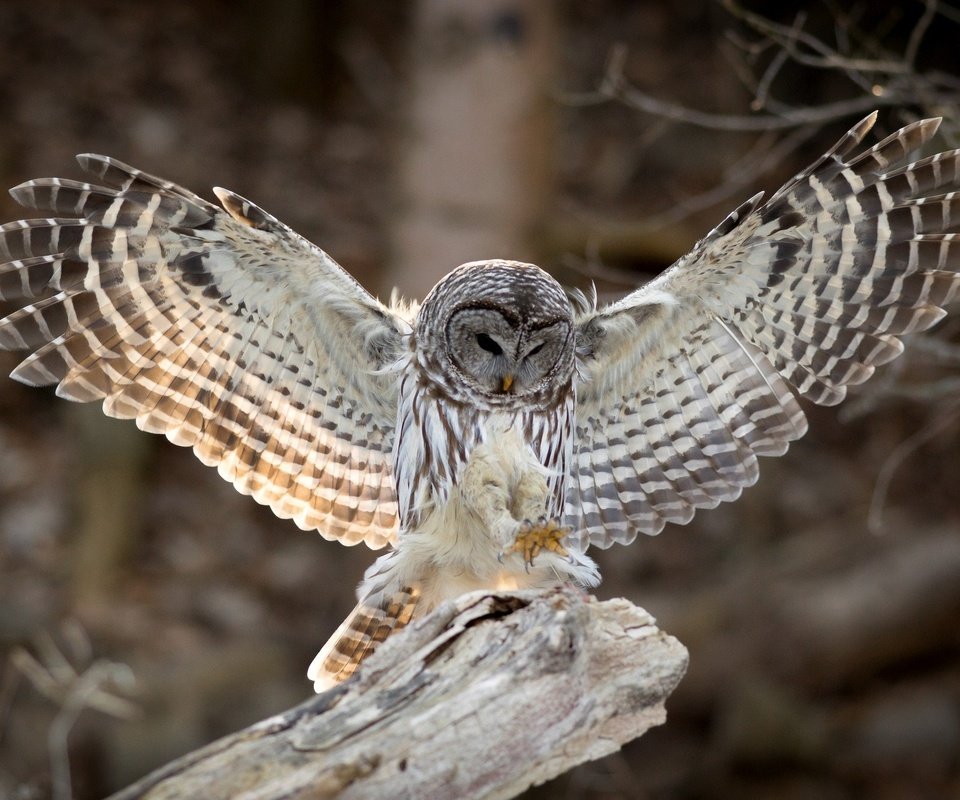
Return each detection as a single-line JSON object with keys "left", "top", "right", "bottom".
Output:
{"left": 2, "top": 113, "right": 958, "bottom": 689}
{"left": 568, "top": 113, "right": 960, "bottom": 548}
{"left": 0, "top": 155, "right": 407, "bottom": 548}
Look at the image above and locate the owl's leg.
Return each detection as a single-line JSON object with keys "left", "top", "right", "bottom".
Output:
{"left": 503, "top": 469, "right": 571, "bottom": 565}
{"left": 459, "top": 453, "right": 520, "bottom": 548}
{"left": 510, "top": 468, "right": 550, "bottom": 522}
{"left": 460, "top": 452, "right": 571, "bottom": 568}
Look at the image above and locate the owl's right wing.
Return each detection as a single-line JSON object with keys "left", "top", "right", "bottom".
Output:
{"left": 0, "top": 155, "right": 407, "bottom": 548}
{"left": 569, "top": 113, "right": 960, "bottom": 549}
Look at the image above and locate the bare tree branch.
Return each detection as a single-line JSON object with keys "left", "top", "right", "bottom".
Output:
{"left": 867, "top": 399, "right": 960, "bottom": 532}
{"left": 905, "top": 0, "right": 938, "bottom": 69}
{"left": 7, "top": 622, "right": 138, "bottom": 800}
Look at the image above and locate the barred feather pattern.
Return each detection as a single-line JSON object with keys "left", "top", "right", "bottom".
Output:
{"left": 0, "top": 155, "right": 409, "bottom": 548}
{"left": 307, "top": 584, "right": 421, "bottom": 691}
{"left": 393, "top": 360, "right": 482, "bottom": 529}
{"left": 569, "top": 113, "right": 960, "bottom": 548}
{"left": 393, "top": 351, "right": 572, "bottom": 531}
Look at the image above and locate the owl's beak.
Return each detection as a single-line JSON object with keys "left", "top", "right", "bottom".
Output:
{"left": 501, "top": 375, "right": 515, "bottom": 393}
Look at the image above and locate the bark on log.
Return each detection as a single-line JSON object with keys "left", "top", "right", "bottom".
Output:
{"left": 107, "top": 587, "right": 688, "bottom": 800}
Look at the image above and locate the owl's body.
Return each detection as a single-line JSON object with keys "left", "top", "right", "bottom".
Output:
{"left": 2, "top": 113, "right": 960, "bottom": 690}
{"left": 387, "top": 411, "right": 587, "bottom": 601}
{"left": 311, "top": 264, "right": 600, "bottom": 687}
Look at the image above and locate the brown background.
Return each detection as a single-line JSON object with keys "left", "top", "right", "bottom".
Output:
{"left": 0, "top": 2, "right": 958, "bottom": 798}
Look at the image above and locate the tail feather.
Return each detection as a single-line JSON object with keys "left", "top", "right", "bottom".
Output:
{"left": 307, "top": 584, "right": 421, "bottom": 692}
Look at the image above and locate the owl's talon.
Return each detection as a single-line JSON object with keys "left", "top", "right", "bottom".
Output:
{"left": 501, "top": 518, "right": 570, "bottom": 567}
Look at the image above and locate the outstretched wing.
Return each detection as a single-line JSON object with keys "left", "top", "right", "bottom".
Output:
{"left": 0, "top": 155, "right": 407, "bottom": 548}
{"left": 569, "top": 113, "right": 960, "bottom": 549}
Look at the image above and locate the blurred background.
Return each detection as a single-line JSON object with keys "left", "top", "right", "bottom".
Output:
{"left": 0, "top": 1, "right": 958, "bottom": 798}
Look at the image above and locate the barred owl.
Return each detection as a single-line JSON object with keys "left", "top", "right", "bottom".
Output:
{"left": 1, "top": 114, "right": 958, "bottom": 691}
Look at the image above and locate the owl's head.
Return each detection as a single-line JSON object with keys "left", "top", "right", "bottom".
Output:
{"left": 416, "top": 260, "right": 575, "bottom": 404}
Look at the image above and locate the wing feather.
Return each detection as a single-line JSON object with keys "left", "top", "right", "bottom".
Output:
{"left": 571, "top": 114, "right": 960, "bottom": 547}
{"left": 1, "top": 155, "right": 406, "bottom": 549}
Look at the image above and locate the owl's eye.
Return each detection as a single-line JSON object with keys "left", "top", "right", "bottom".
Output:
{"left": 527, "top": 343, "right": 545, "bottom": 357}
{"left": 476, "top": 333, "right": 503, "bottom": 356}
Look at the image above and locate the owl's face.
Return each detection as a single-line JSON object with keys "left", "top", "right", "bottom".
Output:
{"left": 446, "top": 305, "right": 570, "bottom": 396}
{"left": 416, "top": 260, "right": 575, "bottom": 405}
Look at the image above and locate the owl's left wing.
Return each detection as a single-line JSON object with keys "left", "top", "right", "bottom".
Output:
{"left": 568, "top": 113, "right": 960, "bottom": 549}
{"left": 0, "top": 155, "right": 408, "bottom": 548}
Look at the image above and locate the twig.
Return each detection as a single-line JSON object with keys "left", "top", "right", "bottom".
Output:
{"left": 905, "top": 0, "right": 938, "bottom": 69}
{"left": 751, "top": 13, "right": 798, "bottom": 110}
{"left": 8, "top": 622, "right": 138, "bottom": 800}
{"left": 725, "top": 0, "right": 909, "bottom": 80}
{"left": 559, "top": 122, "right": 821, "bottom": 245}
{"left": 868, "top": 398, "right": 960, "bottom": 533}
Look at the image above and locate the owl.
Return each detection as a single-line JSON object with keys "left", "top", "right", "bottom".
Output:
{"left": 1, "top": 113, "right": 958, "bottom": 691}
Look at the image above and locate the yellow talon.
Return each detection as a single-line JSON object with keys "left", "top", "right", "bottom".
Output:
{"left": 502, "top": 517, "right": 570, "bottom": 567}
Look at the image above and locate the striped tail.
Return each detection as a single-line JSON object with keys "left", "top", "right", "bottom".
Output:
{"left": 307, "top": 585, "right": 421, "bottom": 692}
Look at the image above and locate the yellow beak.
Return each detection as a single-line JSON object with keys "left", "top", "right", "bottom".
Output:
{"left": 501, "top": 375, "right": 514, "bottom": 393}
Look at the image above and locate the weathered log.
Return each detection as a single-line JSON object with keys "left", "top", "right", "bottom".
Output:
{"left": 107, "top": 587, "right": 688, "bottom": 800}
